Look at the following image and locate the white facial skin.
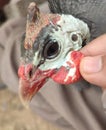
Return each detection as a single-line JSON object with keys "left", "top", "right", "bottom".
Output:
{"left": 33, "top": 14, "right": 90, "bottom": 70}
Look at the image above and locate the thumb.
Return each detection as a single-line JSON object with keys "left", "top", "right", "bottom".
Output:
{"left": 80, "top": 55, "right": 106, "bottom": 88}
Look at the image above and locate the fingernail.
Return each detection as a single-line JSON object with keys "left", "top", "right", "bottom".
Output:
{"left": 83, "top": 56, "right": 102, "bottom": 73}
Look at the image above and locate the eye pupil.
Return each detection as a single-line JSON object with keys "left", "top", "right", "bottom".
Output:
{"left": 44, "top": 41, "right": 59, "bottom": 59}
{"left": 72, "top": 34, "right": 78, "bottom": 41}
{"left": 47, "top": 42, "right": 58, "bottom": 56}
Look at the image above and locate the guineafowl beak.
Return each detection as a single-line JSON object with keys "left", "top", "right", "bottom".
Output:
{"left": 18, "top": 64, "right": 55, "bottom": 104}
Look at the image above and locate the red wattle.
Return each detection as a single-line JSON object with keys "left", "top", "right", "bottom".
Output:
{"left": 51, "top": 51, "right": 84, "bottom": 84}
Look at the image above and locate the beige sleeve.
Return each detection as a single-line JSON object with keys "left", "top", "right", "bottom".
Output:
{"left": 10, "top": 0, "right": 20, "bottom": 4}
{"left": 102, "top": 90, "right": 106, "bottom": 113}
{"left": 0, "top": 17, "right": 25, "bottom": 93}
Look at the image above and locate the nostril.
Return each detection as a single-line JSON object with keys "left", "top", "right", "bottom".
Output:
{"left": 18, "top": 64, "right": 34, "bottom": 80}
{"left": 28, "top": 69, "right": 33, "bottom": 78}
{"left": 23, "top": 64, "right": 33, "bottom": 79}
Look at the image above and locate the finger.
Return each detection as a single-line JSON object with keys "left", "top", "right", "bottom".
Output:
{"left": 80, "top": 34, "right": 106, "bottom": 56}
{"left": 80, "top": 55, "right": 106, "bottom": 88}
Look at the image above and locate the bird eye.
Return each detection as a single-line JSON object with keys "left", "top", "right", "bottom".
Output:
{"left": 43, "top": 41, "right": 59, "bottom": 59}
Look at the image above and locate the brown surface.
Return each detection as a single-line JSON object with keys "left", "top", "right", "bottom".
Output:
{"left": 0, "top": 88, "right": 59, "bottom": 130}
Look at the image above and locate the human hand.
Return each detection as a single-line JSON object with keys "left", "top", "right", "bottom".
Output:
{"left": 80, "top": 34, "right": 106, "bottom": 88}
